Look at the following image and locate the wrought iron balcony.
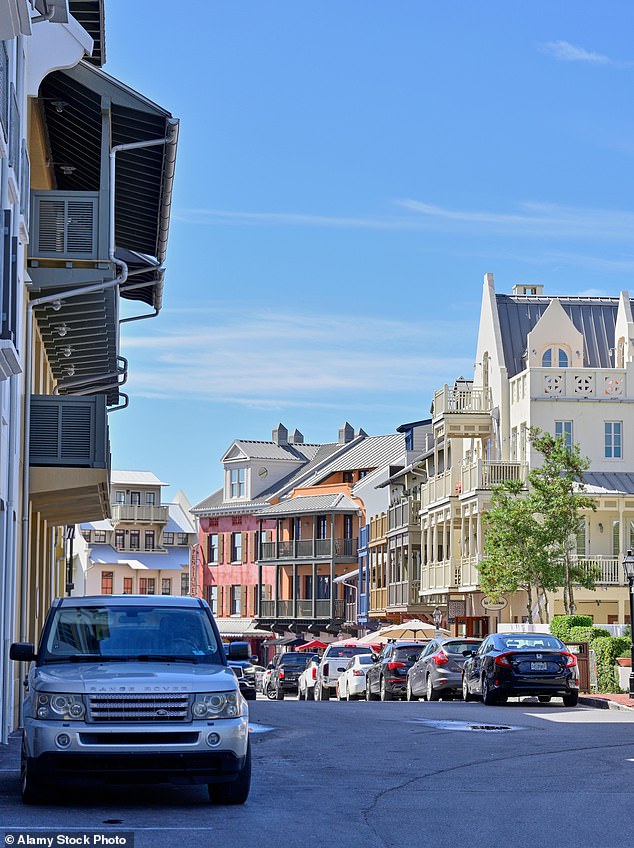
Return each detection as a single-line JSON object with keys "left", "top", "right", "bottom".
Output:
{"left": 258, "top": 599, "right": 345, "bottom": 619}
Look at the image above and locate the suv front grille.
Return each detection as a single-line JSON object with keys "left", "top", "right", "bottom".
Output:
{"left": 87, "top": 693, "right": 190, "bottom": 722}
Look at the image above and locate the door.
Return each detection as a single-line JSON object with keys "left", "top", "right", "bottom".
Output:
{"left": 455, "top": 616, "right": 489, "bottom": 638}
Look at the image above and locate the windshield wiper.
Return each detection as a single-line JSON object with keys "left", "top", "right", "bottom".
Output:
{"left": 135, "top": 654, "right": 200, "bottom": 663}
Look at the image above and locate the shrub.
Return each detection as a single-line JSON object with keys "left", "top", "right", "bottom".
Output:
{"left": 550, "top": 615, "right": 593, "bottom": 641}
{"left": 592, "top": 638, "right": 624, "bottom": 693}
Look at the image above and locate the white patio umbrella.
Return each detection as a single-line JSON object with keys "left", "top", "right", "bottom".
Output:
{"left": 357, "top": 619, "right": 450, "bottom": 644}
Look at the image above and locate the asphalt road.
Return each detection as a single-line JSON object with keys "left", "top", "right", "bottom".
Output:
{"left": 2, "top": 694, "right": 634, "bottom": 848}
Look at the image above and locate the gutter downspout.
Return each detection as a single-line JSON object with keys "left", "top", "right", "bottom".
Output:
{"left": 19, "top": 128, "right": 174, "bottom": 640}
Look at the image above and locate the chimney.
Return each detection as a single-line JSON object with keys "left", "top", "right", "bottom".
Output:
{"left": 272, "top": 423, "right": 288, "bottom": 446}
{"left": 289, "top": 429, "right": 304, "bottom": 444}
{"left": 338, "top": 422, "right": 355, "bottom": 444}
{"left": 512, "top": 283, "right": 544, "bottom": 296}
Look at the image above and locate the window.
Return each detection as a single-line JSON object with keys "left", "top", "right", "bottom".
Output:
{"left": 145, "top": 492, "right": 156, "bottom": 505}
{"left": 344, "top": 515, "right": 353, "bottom": 540}
{"left": 293, "top": 518, "right": 302, "bottom": 540}
{"left": 123, "top": 577, "right": 133, "bottom": 594}
{"left": 101, "top": 571, "right": 113, "bottom": 595}
{"left": 139, "top": 578, "right": 156, "bottom": 595}
{"left": 316, "top": 575, "right": 330, "bottom": 599}
{"left": 207, "top": 586, "right": 217, "bottom": 613}
{"left": 115, "top": 530, "right": 125, "bottom": 550}
{"left": 605, "top": 421, "right": 622, "bottom": 459}
{"left": 115, "top": 491, "right": 125, "bottom": 504}
{"left": 94, "top": 530, "right": 106, "bottom": 544}
{"left": 208, "top": 533, "right": 218, "bottom": 563}
{"left": 145, "top": 531, "right": 155, "bottom": 551}
{"left": 576, "top": 520, "right": 586, "bottom": 557}
{"left": 230, "top": 585, "right": 241, "bottom": 615}
{"left": 542, "top": 347, "right": 569, "bottom": 368}
{"left": 613, "top": 520, "right": 620, "bottom": 557}
{"left": 130, "top": 491, "right": 141, "bottom": 506}
{"left": 130, "top": 530, "right": 140, "bottom": 551}
{"left": 161, "top": 578, "right": 171, "bottom": 595}
{"left": 230, "top": 468, "right": 245, "bottom": 498}
{"left": 231, "top": 532, "right": 242, "bottom": 563}
{"left": 163, "top": 532, "right": 174, "bottom": 545}
{"left": 343, "top": 471, "right": 354, "bottom": 484}
{"left": 317, "top": 517, "right": 327, "bottom": 540}
{"left": 181, "top": 572, "right": 190, "bottom": 595}
{"left": 555, "top": 421, "right": 573, "bottom": 451}
{"left": 177, "top": 533, "right": 188, "bottom": 545}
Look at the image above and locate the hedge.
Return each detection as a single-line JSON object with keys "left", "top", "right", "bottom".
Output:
{"left": 550, "top": 616, "right": 630, "bottom": 694}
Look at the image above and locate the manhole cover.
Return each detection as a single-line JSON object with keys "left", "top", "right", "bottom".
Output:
{"left": 410, "top": 719, "right": 523, "bottom": 732}
{"left": 249, "top": 722, "right": 274, "bottom": 734}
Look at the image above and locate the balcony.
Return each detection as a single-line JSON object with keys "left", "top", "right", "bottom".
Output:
{"left": 453, "top": 557, "right": 481, "bottom": 590}
{"left": 388, "top": 499, "right": 421, "bottom": 532}
{"left": 29, "top": 394, "right": 111, "bottom": 524}
{"left": 258, "top": 599, "right": 345, "bottom": 620}
{"left": 529, "top": 368, "right": 627, "bottom": 402}
{"left": 432, "top": 384, "right": 492, "bottom": 439}
{"left": 420, "top": 561, "right": 452, "bottom": 594}
{"left": 570, "top": 556, "right": 625, "bottom": 587}
{"left": 111, "top": 504, "right": 170, "bottom": 524}
{"left": 114, "top": 544, "right": 168, "bottom": 555}
{"left": 259, "top": 537, "right": 358, "bottom": 562}
{"left": 369, "top": 588, "right": 388, "bottom": 613}
{"left": 420, "top": 467, "right": 459, "bottom": 508}
{"left": 387, "top": 580, "right": 422, "bottom": 607}
{"left": 460, "top": 460, "right": 527, "bottom": 494}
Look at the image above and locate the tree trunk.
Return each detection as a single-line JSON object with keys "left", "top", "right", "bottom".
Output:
{"left": 526, "top": 584, "right": 534, "bottom": 624}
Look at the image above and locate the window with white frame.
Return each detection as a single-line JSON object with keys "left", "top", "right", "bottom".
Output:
{"left": 555, "top": 420, "right": 573, "bottom": 451}
{"left": 230, "top": 584, "right": 241, "bottom": 615}
{"left": 146, "top": 491, "right": 156, "bottom": 505}
{"left": 207, "top": 586, "right": 217, "bottom": 613}
{"left": 605, "top": 421, "right": 622, "bottom": 459}
{"left": 613, "top": 520, "right": 620, "bottom": 557}
{"left": 231, "top": 532, "right": 242, "bottom": 563}
{"left": 208, "top": 533, "right": 218, "bottom": 563}
{"left": 115, "top": 491, "right": 125, "bottom": 504}
{"left": 230, "top": 468, "right": 245, "bottom": 498}
{"left": 163, "top": 532, "right": 174, "bottom": 545}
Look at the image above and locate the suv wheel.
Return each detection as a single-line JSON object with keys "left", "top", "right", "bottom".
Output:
{"left": 275, "top": 684, "right": 284, "bottom": 700}
{"left": 21, "top": 739, "right": 45, "bottom": 805}
{"left": 380, "top": 677, "right": 392, "bottom": 701}
{"left": 208, "top": 740, "right": 251, "bottom": 805}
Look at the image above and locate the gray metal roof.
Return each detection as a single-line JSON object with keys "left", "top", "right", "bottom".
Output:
{"left": 230, "top": 440, "right": 322, "bottom": 462}
{"left": 496, "top": 295, "right": 619, "bottom": 378}
{"left": 582, "top": 472, "right": 634, "bottom": 495}
{"left": 68, "top": 0, "right": 105, "bottom": 66}
{"left": 256, "top": 493, "right": 362, "bottom": 518}
{"left": 301, "top": 434, "right": 406, "bottom": 481}
{"left": 111, "top": 470, "right": 168, "bottom": 487}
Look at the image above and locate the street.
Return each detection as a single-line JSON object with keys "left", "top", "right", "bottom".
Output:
{"left": 2, "top": 696, "right": 634, "bottom": 848}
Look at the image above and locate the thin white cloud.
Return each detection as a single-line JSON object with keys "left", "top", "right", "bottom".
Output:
{"left": 174, "top": 200, "right": 634, "bottom": 241}
{"left": 538, "top": 40, "right": 612, "bottom": 64}
{"left": 120, "top": 309, "right": 473, "bottom": 407}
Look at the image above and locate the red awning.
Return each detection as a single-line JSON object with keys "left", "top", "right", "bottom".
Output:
{"left": 297, "top": 639, "right": 328, "bottom": 651}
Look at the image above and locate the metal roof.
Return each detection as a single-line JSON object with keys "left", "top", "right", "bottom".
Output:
{"left": 496, "top": 295, "right": 619, "bottom": 378}
{"left": 582, "top": 472, "right": 634, "bottom": 495}
{"left": 164, "top": 502, "right": 196, "bottom": 534}
{"left": 214, "top": 618, "right": 270, "bottom": 637}
{"left": 68, "top": 0, "right": 105, "bottom": 66}
{"left": 256, "top": 493, "right": 361, "bottom": 518}
{"left": 228, "top": 440, "right": 322, "bottom": 462}
{"left": 302, "top": 434, "right": 406, "bottom": 481}
{"left": 111, "top": 470, "right": 169, "bottom": 487}
{"left": 89, "top": 544, "right": 188, "bottom": 571}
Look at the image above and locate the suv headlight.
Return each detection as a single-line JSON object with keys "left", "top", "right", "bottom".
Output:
{"left": 36, "top": 693, "right": 86, "bottom": 721}
{"left": 192, "top": 691, "right": 241, "bottom": 719}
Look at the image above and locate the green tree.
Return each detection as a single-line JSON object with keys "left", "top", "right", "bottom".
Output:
{"left": 527, "top": 429, "right": 597, "bottom": 616}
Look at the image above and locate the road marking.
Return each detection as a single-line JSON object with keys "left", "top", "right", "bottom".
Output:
{"left": 526, "top": 710, "right": 634, "bottom": 723}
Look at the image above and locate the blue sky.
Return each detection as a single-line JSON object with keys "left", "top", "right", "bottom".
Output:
{"left": 104, "top": 1, "right": 634, "bottom": 506}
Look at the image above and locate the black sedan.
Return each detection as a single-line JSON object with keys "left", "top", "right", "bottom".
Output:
{"left": 366, "top": 641, "right": 427, "bottom": 701}
{"left": 462, "top": 632, "right": 579, "bottom": 706}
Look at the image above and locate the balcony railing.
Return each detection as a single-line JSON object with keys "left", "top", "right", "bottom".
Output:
{"left": 460, "top": 460, "right": 527, "bottom": 494}
{"left": 420, "top": 467, "right": 459, "bottom": 507}
{"left": 532, "top": 368, "right": 627, "bottom": 401}
{"left": 369, "top": 588, "right": 388, "bottom": 612}
{"left": 387, "top": 580, "right": 422, "bottom": 606}
{"left": 259, "top": 599, "right": 345, "bottom": 619}
{"left": 433, "top": 385, "right": 492, "bottom": 417}
{"left": 388, "top": 499, "right": 421, "bottom": 531}
{"left": 570, "top": 556, "right": 624, "bottom": 586}
{"left": 453, "top": 557, "right": 481, "bottom": 589}
{"left": 114, "top": 544, "right": 168, "bottom": 554}
{"left": 420, "top": 562, "right": 452, "bottom": 593}
{"left": 111, "top": 504, "right": 170, "bottom": 524}
{"left": 259, "top": 537, "right": 358, "bottom": 561}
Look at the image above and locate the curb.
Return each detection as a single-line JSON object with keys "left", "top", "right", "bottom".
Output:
{"left": 579, "top": 695, "right": 634, "bottom": 713}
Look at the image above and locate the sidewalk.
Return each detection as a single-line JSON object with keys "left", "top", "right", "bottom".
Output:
{"left": 579, "top": 692, "right": 634, "bottom": 712}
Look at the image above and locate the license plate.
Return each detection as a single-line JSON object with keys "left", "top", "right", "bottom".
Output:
{"left": 531, "top": 661, "right": 547, "bottom": 671}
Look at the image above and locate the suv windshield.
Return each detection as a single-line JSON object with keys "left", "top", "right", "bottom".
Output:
{"left": 39, "top": 604, "right": 222, "bottom": 664}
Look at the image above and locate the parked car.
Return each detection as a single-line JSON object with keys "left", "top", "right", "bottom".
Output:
{"left": 462, "top": 632, "right": 580, "bottom": 706}
{"left": 9, "top": 595, "right": 250, "bottom": 805}
{"left": 228, "top": 662, "right": 257, "bottom": 700}
{"left": 336, "top": 654, "right": 375, "bottom": 700}
{"left": 298, "top": 656, "right": 321, "bottom": 700}
{"left": 366, "top": 641, "right": 427, "bottom": 701}
{"left": 314, "top": 644, "right": 375, "bottom": 700}
{"left": 270, "top": 651, "right": 319, "bottom": 700}
{"left": 253, "top": 665, "right": 267, "bottom": 692}
{"left": 407, "top": 637, "right": 483, "bottom": 701}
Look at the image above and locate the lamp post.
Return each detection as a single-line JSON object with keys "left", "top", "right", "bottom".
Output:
{"left": 623, "top": 549, "right": 634, "bottom": 698}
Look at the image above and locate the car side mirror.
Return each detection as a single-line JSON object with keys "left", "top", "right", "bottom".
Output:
{"left": 370, "top": 653, "right": 378, "bottom": 662}
{"left": 267, "top": 662, "right": 275, "bottom": 669}
{"left": 462, "top": 650, "right": 473, "bottom": 657}
{"left": 10, "top": 642, "right": 36, "bottom": 662}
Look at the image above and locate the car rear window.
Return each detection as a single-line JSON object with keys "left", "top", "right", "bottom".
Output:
{"left": 280, "top": 653, "right": 316, "bottom": 665}
{"left": 444, "top": 641, "right": 482, "bottom": 655}
{"left": 325, "top": 646, "right": 373, "bottom": 659}
{"left": 498, "top": 635, "right": 565, "bottom": 651}
{"left": 394, "top": 646, "right": 422, "bottom": 661}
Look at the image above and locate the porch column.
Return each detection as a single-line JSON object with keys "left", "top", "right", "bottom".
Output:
{"left": 619, "top": 499, "right": 626, "bottom": 559}
{"left": 274, "top": 566, "right": 280, "bottom": 619}
{"left": 312, "top": 561, "right": 317, "bottom": 619}
{"left": 330, "top": 512, "right": 336, "bottom": 620}
{"left": 257, "top": 560, "right": 262, "bottom": 617}
{"left": 312, "top": 515, "right": 316, "bottom": 557}
{"left": 476, "top": 510, "right": 483, "bottom": 558}
{"left": 292, "top": 561, "right": 298, "bottom": 619}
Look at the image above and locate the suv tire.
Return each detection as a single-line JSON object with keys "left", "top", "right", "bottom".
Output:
{"left": 21, "top": 740, "right": 46, "bottom": 805}
{"left": 208, "top": 740, "right": 251, "bottom": 805}
{"left": 275, "top": 685, "right": 284, "bottom": 700}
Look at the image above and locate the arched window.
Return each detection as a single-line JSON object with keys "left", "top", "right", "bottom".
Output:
{"left": 541, "top": 346, "right": 569, "bottom": 368}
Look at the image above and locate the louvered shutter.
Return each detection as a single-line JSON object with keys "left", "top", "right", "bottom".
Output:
{"left": 242, "top": 532, "right": 248, "bottom": 563}
{"left": 218, "top": 534, "right": 224, "bottom": 564}
{"left": 33, "top": 192, "right": 99, "bottom": 259}
{"left": 240, "top": 585, "right": 247, "bottom": 614}
{"left": 218, "top": 586, "right": 225, "bottom": 617}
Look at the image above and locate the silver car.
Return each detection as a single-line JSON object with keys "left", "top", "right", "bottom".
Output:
{"left": 407, "top": 637, "right": 483, "bottom": 701}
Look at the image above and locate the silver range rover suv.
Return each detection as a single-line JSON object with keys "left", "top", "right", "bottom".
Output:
{"left": 10, "top": 595, "right": 251, "bottom": 805}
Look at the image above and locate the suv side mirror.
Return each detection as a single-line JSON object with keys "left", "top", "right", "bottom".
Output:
{"left": 10, "top": 642, "right": 36, "bottom": 662}
{"left": 370, "top": 653, "right": 378, "bottom": 662}
{"left": 267, "top": 662, "right": 275, "bottom": 669}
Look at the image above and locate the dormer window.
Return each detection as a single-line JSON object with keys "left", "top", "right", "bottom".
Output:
{"left": 230, "top": 468, "right": 246, "bottom": 498}
{"left": 542, "top": 347, "right": 569, "bottom": 368}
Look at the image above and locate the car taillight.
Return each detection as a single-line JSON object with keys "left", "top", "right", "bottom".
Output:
{"left": 323, "top": 663, "right": 329, "bottom": 676}
{"left": 311, "top": 666, "right": 317, "bottom": 680}
{"left": 279, "top": 669, "right": 285, "bottom": 679}
{"left": 494, "top": 653, "right": 513, "bottom": 667}
{"left": 432, "top": 651, "right": 449, "bottom": 665}
{"left": 353, "top": 669, "right": 365, "bottom": 677}
{"left": 562, "top": 652, "right": 577, "bottom": 667}
{"left": 387, "top": 661, "right": 406, "bottom": 670}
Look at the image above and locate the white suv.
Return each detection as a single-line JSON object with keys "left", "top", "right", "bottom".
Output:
{"left": 10, "top": 595, "right": 251, "bottom": 805}
{"left": 314, "top": 644, "right": 374, "bottom": 700}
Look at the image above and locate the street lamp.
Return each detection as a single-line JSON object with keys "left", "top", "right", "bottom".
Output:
{"left": 623, "top": 549, "right": 634, "bottom": 698}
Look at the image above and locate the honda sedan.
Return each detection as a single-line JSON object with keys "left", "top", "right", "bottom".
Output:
{"left": 462, "top": 632, "right": 579, "bottom": 706}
